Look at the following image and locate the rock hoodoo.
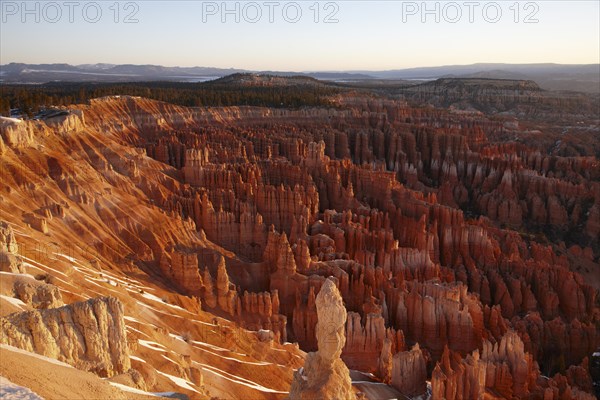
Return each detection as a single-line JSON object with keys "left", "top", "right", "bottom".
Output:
{"left": 289, "top": 277, "right": 356, "bottom": 400}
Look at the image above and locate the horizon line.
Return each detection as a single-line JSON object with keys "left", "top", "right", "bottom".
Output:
{"left": 2, "top": 61, "right": 599, "bottom": 74}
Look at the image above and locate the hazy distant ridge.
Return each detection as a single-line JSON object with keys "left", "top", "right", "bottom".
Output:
{"left": 1, "top": 62, "right": 598, "bottom": 92}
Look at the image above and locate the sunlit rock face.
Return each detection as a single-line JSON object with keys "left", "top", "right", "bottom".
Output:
{"left": 289, "top": 277, "right": 356, "bottom": 400}
{"left": 0, "top": 296, "right": 130, "bottom": 378}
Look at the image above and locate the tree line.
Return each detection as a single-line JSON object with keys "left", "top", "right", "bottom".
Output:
{"left": 0, "top": 80, "right": 340, "bottom": 117}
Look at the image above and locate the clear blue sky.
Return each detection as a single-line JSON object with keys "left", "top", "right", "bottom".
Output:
{"left": 1, "top": 1, "right": 598, "bottom": 70}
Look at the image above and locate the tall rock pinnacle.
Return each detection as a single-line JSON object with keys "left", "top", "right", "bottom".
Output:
{"left": 289, "top": 277, "right": 356, "bottom": 400}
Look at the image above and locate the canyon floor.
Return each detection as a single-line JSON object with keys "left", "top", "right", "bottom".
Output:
{"left": 0, "top": 77, "right": 599, "bottom": 399}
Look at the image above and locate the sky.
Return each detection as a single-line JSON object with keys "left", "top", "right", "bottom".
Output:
{"left": 1, "top": 0, "right": 598, "bottom": 71}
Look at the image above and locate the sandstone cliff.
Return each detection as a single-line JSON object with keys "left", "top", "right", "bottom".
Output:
{"left": 0, "top": 296, "right": 130, "bottom": 377}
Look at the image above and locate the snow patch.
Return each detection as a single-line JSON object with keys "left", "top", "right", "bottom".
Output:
{"left": 0, "top": 376, "right": 44, "bottom": 400}
{"left": 191, "top": 339, "right": 238, "bottom": 354}
{"left": 0, "top": 117, "right": 23, "bottom": 124}
{"left": 192, "top": 343, "right": 273, "bottom": 366}
{"left": 107, "top": 381, "right": 159, "bottom": 397}
{"left": 126, "top": 325, "right": 148, "bottom": 337}
{"left": 107, "top": 381, "right": 177, "bottom": 398}
{"left": 168, "top": 333, "right": 186, "bottom": 342}
{"left": 138, "top": 340, "right": 167, "bottom": 352}
{"left": 195, "top": 362, "right": 286, "bottom": 394}
{"left": 80, "top": 277, "right": 121, "bottom": 295}
{"left": 156, "top": 371, "right": 200, "bottom": 393}
{"left": 161, "top": 355, "right": 179, "bottom": 365}
{"left": 129, "top": 355, "right": 147, "bottom": 363}
{"left": 139, "top": 291, "right": 187, "bottom": 312}
{"left": 53, "top": 253, "right": 80, "bottom": 264}
{"left": 136, "top": 299, "right": 187, "bottom": 317}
